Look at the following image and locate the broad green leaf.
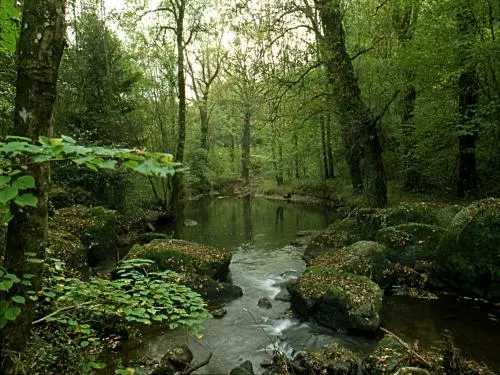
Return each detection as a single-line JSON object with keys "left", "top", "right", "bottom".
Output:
{"left": 12, "top": 175, "right": 35, "bottom": 190}
{"left": 61, "top": 135, "right": 76, "bottom": 144}
{"left": 0, "top": 186, "right": 18, "bottom": 204}
{"left": 96, "top": 159, "right": 117, "bottom": 169}
{"left": 73, "top": 156, "right": 93, "bottom": 165}
{"left": 4, "top": 306, "right": 21, "bottom": 321}
{"left": 0, "top": 176, "right": 11, "bottom": 186}
{"left": 14, "top": 193, "right": 38, "bottom": 207}
{"left": 11, "top": 296, "right": 25, "bottom": 304}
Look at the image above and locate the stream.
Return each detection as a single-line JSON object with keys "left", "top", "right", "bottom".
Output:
{"left": 123, "top": 197, "right": 500, "bottom": 374}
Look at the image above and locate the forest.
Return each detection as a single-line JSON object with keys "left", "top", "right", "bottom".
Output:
{"left": 0, "top": 0, "right": 499, "bottom": 374}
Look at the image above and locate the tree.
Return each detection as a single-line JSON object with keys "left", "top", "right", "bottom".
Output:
{"left": 0, "top": 1, "right": 67, "bottom": 371}
{"left": 312, "top": 0, "right": 388, "bottom": 207}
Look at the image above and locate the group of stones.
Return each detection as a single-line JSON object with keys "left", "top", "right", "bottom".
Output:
{"left": 47, "top": 193, "right": 500, "bottom": 374}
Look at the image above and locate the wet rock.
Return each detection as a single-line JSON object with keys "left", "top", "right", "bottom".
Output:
{"left": 46, "top": 228, "right": 90, "bottom": 279}
{"left": 288, "top": 268, "right": 383, "bottom": 332}
{"left": 178, "top": 273, "right": 242, "bottom": 309}
{"left": 128, "top": 239, "right": 232, "bottom": 281}
{"left": 229, "top": 360, "right": 254, "bottom": 375}
{"left": 363, "top": 335, "right": 413, "bottom": 374}
{"left": 433, "top": 198, "right": 500, "bottom": 300}
{"left": 211, "top": 307, "right": 227, "bottom": 318}
{"left": 258, "top": 297, "right": 273, "bottom": 309}
{"left": 294, "top": 342, "right": 360, "bottom": 375}
{"left": 50, "top": 205, "right": 118, "bottom": 267}
{"left": 150, "top": 345, "right": 193, "bottom": 375}
{"left": 259, "top": 359, "right": 273, "bottom": 368}
{"left": 311, "top": 241, "right": 393, "bottom": 287}
{"left": 376, "top": 223, "right": 444, "bottom": 267}
{"left": 303, "top": 218, "right": 363, "bottom": 264}
{"left": 274, "top": 289, "right": 291, "bottom": 302}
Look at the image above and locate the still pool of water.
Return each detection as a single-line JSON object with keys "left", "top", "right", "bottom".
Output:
{"left": 124, "top": 197, "right": 500, "bottom": 374}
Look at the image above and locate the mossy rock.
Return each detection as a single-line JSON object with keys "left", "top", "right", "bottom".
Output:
{"left": 288, "top": 267, "right": 383, "bottom": 332}
{"left": 354, "top": 203, "right": 442, "bottom": 240}
{"left": 294, "top": 342, "right": 360, "bottom": 375}
{"left": 46, "top": 229, "right": 90, "bottom": 279}
{"left": 375, "top": 223, "right": 445, "bottom": 267}
{"left": 434, "top": 198, "right": 500, "bottom": 300}
{"left": 49, "top": 186, "right": 91, "bottom": 210}
{"left": 128, "top": 239, "right": 232, "bottom": 281}
{"left": 50, "top": 205, "right": 118, "bottom": 267}
{"left": 303, "top": 218, "right": 363, "bottom": 264}
{"left": 363, "top": 336, "right": 414, "bottom": 374}
{"left": 312, "top": 241, "right": 393, "bottom": 287}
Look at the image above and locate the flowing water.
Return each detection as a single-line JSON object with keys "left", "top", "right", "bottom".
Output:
{"left": 124, "top": 197, "right": 500, "bottom": 374}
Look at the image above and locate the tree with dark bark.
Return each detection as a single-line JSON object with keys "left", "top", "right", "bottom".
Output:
{"left": 313, "top": 0, "right": 388, "bottom": 207}
{"left": 0, "top": 0, "right": 67, "bottom": 372}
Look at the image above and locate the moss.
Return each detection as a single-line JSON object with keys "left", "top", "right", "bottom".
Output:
{"left": 311, "top": 241, "right": 393, "bottom": 286}
{"left": 295, "top": 342, "right": 359, "bottom": 374}
{"left": 46, "top": 229, "right": 90, "bottom": 279}
{"left": 293, "top": 267, "right": 383, "bottom": 331}
{"left": 363, "top": 336, "right": 411, "bottom": 374}
{"left": 376, "top": 223, "right": 445, "bottom": 267}
{"left": 50, "top": 205, "right": 118, "bottom": 267}
{"left": 128, "top": 239, "right": 232, "bottom": 281}
{"left": 435, "top": 198, "right": 500, "bottom": 300}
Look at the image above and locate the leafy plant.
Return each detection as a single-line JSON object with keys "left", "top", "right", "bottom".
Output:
{"left": 0, "top": 0, "right": 19, "bottom": 54}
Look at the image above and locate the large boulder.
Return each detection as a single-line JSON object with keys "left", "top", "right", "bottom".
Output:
{"left": 46, "top": 229, "right": 90, "bottom": 279}
{"left": 311, "top": 241, "right": 393, "bottom": 287}
{"left": 434, "top": 198, "right": 500, "bottom": 300}
{"left": 288, "top": 267, "right": 383, "bottom": 332}
{"left": 303, "top": 218, "right": 363, "bottom": 264}
{"left": 375, "top": 223, "right": 445, "bottom": 267}
{"left": 294, "top": 342, "right": 360, "bottom": 375}
{"left": 50, "top": 205, "right": 118, "bottom": 267}
{"left": 128, "top": 239, "right": 232, "bottom": 282}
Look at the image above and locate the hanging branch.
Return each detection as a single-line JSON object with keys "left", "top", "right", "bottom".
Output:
{"left": 380, "top": 327, "right": 431, "bottom": 367}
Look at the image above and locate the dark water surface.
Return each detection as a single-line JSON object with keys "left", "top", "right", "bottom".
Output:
{"left": 127, "top": 197, "right": 500, "bottom": 373}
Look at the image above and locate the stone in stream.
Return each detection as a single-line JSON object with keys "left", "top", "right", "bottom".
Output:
{"left": 258, "top": 297, "right": 273, "bottom": 309}
{"left": 128, "top": 238, "right": 232, "bottom": 281}
{"left": 274, "top": 289, "right": 291, "bottom": 302}
{"left": 288, "top": 268, "right": 383, "bottom": 332}
{"left": 149, "top": 344, "right": 193, "bottom": 375}
{"left": 211, "top": 307, "right": 227, "bottom": 319}
{"left": 229, "top": 360, "right": 255, "bottom": 375}
{"left": 294, "top": 342, "right": 360, "bottom": 375}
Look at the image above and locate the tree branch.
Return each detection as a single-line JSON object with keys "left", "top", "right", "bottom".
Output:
{"left": 380, "top": 327, "right": 430, "bottom": 367}
{"left": 32, "top": 301, "right": 94, "bottom": 325}
{"left": 372, "top": 90, "right": 401, "bottom": 126}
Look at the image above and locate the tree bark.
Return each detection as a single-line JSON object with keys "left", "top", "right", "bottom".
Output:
{"left": 315, "top": 0, "right": 387, "bottom": 206}
{"left": 170, "top": 0, "right": 187, "bottom": 218}
{"left": 326, "top": 113, "right": 335, "bottom": 179}
{"left": 241, "top": 109, "right": 251, "bottom": 184}
{"left": 0, "top": 0, "right": 67, "bottom": 371}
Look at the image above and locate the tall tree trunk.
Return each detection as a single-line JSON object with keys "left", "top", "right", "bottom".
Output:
{"left": 0, "top": 0, "right": 67, "bottom": 371}
{"left": 241, "top": 109, "right": 251, "bottom": 185}
{"left": 170, "top": 0, "right": 187, "bottom": 218}
{"left": 315, "top": 0, "right": 387, "bottom": 206}
{"left": 320, "top": 114, "right": 329, "bottom": 179}
{"left": 199, "top": 94, "right": 209, "bottom": 150}
{"left": 326, "top": 113, "right": 335, "bottom": 179}
{"left": 456, "top": 3, "right": 479, "bottom": 198}
{"left": 293, "top": 132, "right": 300, "bottom": 179}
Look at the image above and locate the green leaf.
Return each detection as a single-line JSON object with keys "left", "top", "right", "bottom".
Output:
{"left": 96, "top": 159, "right": 117, "bottom": 169}
{"left": 0, "top": 279, "right": 14, "bottom": 291}
{"left": 0, "top": 176, "right": 11, "bottom": 186}
{"left": 0, "top": 186, "right": 18, "bottom": 204}
{"left": 61, "top": 135, "right": 76, "bottom": 144}
{"left": 14, "top": 193, "right": 38, "bottom": 207}
{"left": 4, "top": 306, "right": 21, "bottom": 321}
{"left": 12, "top": 175, "right": 35, "bottom": 190}
{"left": 11, "top": 296, "right": 25, "bottom": 304}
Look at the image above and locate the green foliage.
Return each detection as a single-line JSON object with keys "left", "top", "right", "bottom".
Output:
{"left": 0, "top": 134, "right": 176, "bottom": 221}
{"left": 0, "top": 0, "right": 19, "bottom": 54}
{"left": 41, "top": 257, "right": 208, "bottom": 329}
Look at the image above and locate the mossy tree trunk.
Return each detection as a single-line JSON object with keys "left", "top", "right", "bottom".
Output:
{"left": 0, "top": 0, "right": 67, "bottom": 372}
{"left": 314, "top": 0, "right": 387, "bottom": 207}
{"left": 241, "top": 108, "right": 251, "bottom": 185}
